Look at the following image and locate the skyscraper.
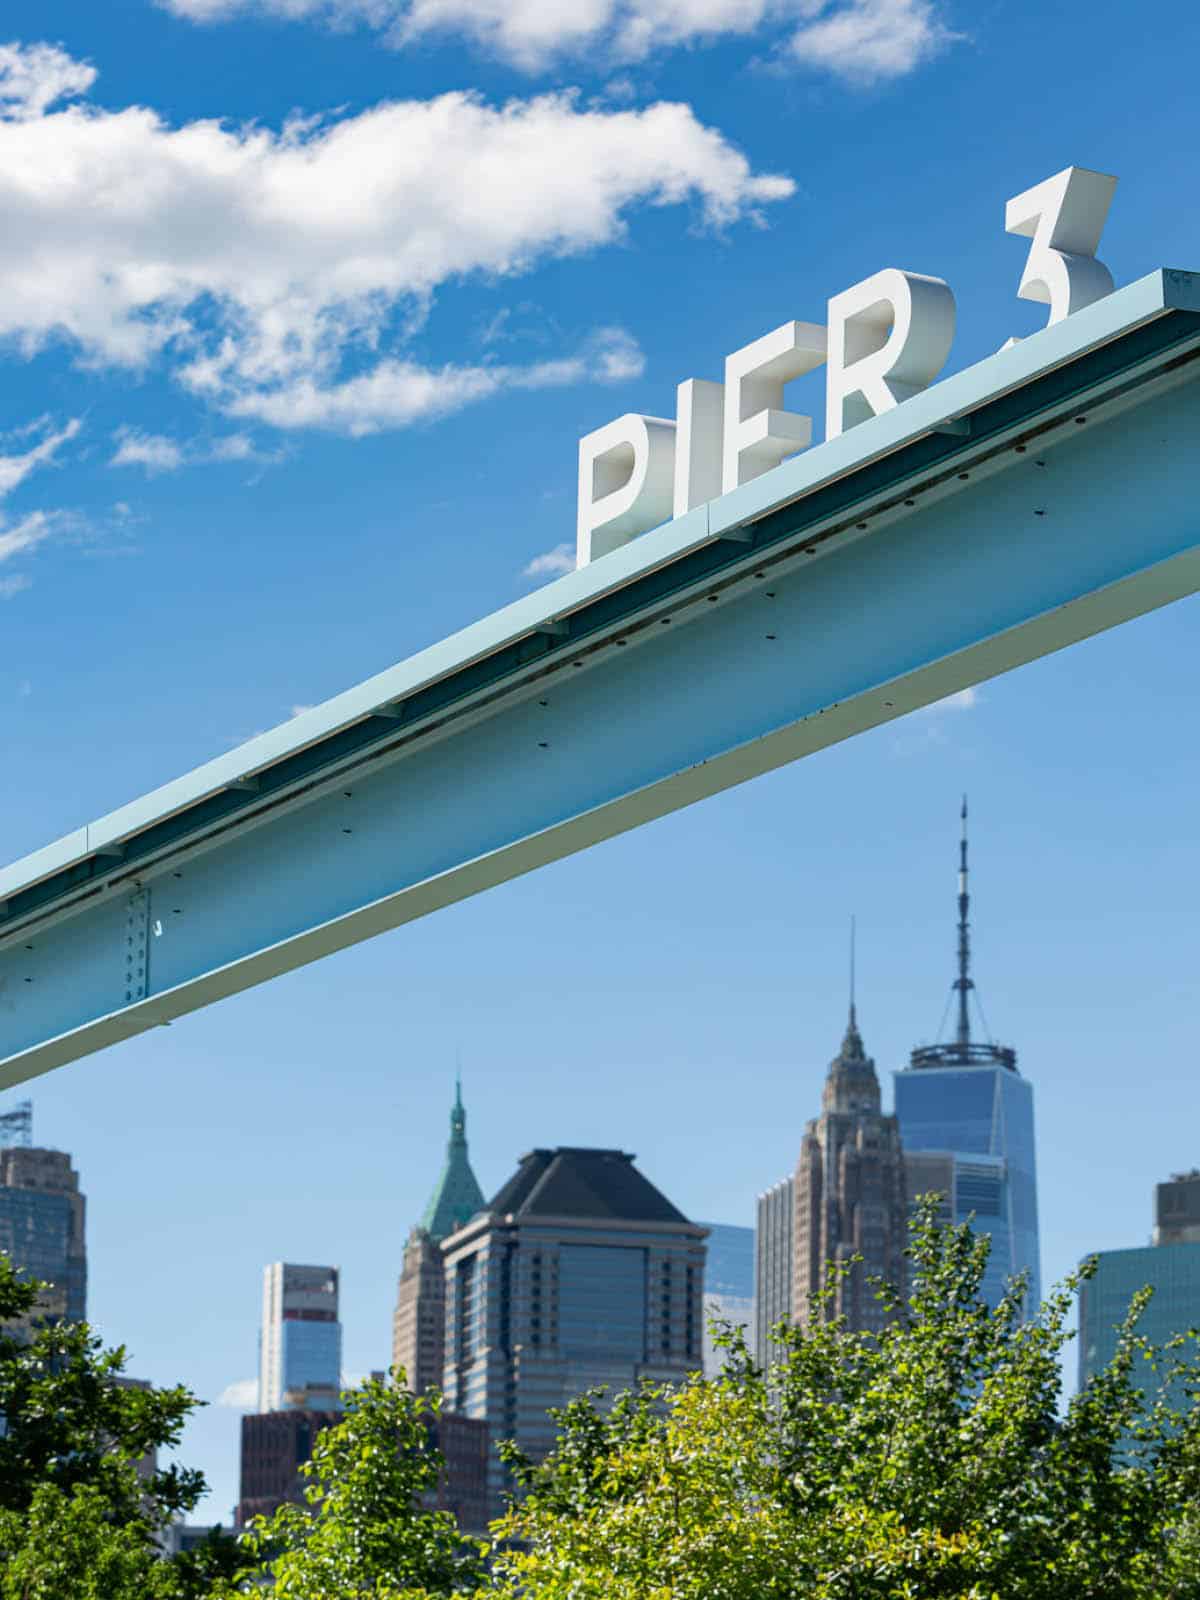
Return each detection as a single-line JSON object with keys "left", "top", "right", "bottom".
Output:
{"left": 755, "top": 1176, "right": 794, "bottom": 1365}
{"left": 894, "top": 801, "right": 1041, "bottom": 1310}
{"left": 1154, "top": 1170, "right": 1200, "bottom": 1245}
{"left": 392, "top": 1078, "right": 486, "bottom": 1394}
{"left": 441, "top": 1146, "right": 706, "bottom": 1513}
{"left": 793, "top": 988, "right": 907, "bottom": 1334}
{"left": 1079, "top": 1172, "right": 1200, "bottom": 1408}
{"left": 700, "top": 1221, "right": 755, "bottom": 1377}
{"left": 0, "top": 1103, "right": 86, "bottom": 1327}
{"left": 258, "top": 1263, "right": 342, "bottom": 1413}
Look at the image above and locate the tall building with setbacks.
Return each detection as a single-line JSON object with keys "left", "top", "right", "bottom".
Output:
{"left": 441, "top": 1146, "right": 707, "bottom": 1516}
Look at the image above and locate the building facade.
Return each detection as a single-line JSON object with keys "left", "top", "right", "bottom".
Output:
{"left": 392, "top": 1079, "right": 486, "bottom": 1393}
{"left": 755, "top": 1176, "right": 794, "bottom": 1366}
{"left": 1079, "top": 1172, "right": 1200, "bottom": 1406}
{"left": 0, "top": 1134, "right": 87, "bottom": 1326}
{"left": 700, "top": 1221, "right": 755, "bottom": 1377}
{"left": 237, "top": 1403, "right": 491, "bottom": 1533}
{"left": 237, "top": 1408, "right": 339, "bottom": 1525}
{"left": 258, "top": 1263, "right": 342, "bottom": 1413}
{"left": 793, "top": 1003, "right": 907, "bottom": 1334}
{"left": 1078, "top": 1241, "right": 1200, "bottom": 1400}
{"left": 894, "top": 801, "right": 1041, "bottom": 1311}
{"left": 1154, "top": 1169, "right": 1200, "bottom": 1245}
{"left": 441, "top": 1147, "right": 707, "bottom": 1514}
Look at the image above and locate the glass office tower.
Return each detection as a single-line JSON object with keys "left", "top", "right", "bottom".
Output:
{"left": 894, "top": 802, "right": 1041, "bottom": 1311}
{"left": 258, "top": 1263, "right": 343, "bottom": 1412}
{"left": 700, "top": 1221, "right": 755, "bottom": 1375}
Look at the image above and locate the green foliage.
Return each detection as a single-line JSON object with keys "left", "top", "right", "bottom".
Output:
{"left": 0, "top": 1252, "right": 241, "bottom": 1598}
{"left": 234, "top": 1370, "right": 485, "bottom": 1598}
{"left": 494, "top": 1199, "right": 1200, "bottom": 1600}
{"left": 2, "top": 1209, "right": 1199, "bottom": 1598}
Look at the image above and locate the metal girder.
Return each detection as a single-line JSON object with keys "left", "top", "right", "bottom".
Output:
{"left": 4, "top": 269, "right": 1200, "bottom": 1087}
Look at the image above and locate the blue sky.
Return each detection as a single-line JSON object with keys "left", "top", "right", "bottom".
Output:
{"left": 3, "top": 0, "right": 1200, "bottom": 1521}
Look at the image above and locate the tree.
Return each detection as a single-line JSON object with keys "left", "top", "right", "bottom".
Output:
{"left": 0, "top": 1253, "right": 242, "bottom": 1598}
{"left": 493, "top": 1200, "right": 1200, "bottom": 1600}
{"left": 234, "top": 1370, "right": 486, "bottom": 1598}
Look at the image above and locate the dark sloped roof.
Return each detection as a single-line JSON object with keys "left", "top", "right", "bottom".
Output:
{"left": 486, "top": 1147, "right": 691, "bottom": 1225}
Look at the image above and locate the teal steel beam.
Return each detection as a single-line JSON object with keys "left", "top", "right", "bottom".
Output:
{"left": 3, "top": 269, "right": 1200, "bottom": 1086}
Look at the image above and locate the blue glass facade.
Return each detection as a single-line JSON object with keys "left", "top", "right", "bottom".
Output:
{"left": 702, "top": 1223, "right": 754, "bottom": 1299}
{"left": 894, "top": 1062, "right": 1041, "bottom": 1310}
{"left": 0, "top": 1147, "right": 86, "bottom": 1325}
{"left": 279, "top": 1319, "right": 342, "bottom": 1404}
{"left": 700, "top": 1222, "right": 754, "bottom": 1376}
{"left": 1078, "top": 1242, "right": 1200, "bottom": 1405}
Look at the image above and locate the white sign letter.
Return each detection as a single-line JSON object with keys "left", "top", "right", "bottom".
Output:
{"left": 723, "top": 321, "right": 826, "bottom": 493}
{"left": 673, "top": 378, "right": 724, "bottom": 517}
{"left": 1005, "top": 165, "right": 1117, "bottom": 335}
{"left": 577, "top": 413, "right": 676, "bottom": 567}
{"left": 825, "top": 269, "right": 956, "bottom": 440}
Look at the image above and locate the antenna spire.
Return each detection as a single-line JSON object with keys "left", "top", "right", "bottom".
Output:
{"left": 955, "top": 795, "right": 973, "bottom": 1048}
{"left": 849, "top": 913, "right": 857, "bottom": 1029}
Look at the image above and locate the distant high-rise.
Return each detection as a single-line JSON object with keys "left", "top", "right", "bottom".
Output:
{"left": 1079, "top": 1172, "right": 1200, "bottom": 1407}
{"left": 894, "top": 801, "right": 1041, "bottom": 1311}
{"left": 700, "top": 1222, "right": 755, "bottom": 1377}
{"left": 237, "top": 1405, "right": 490, "bottom": 1531}
{"left": 755, "top": 1176, "right": 794, "bottom": 1365}
{"left": 793, "top": 978, "right": 907, "bottom": 1334}
{"left": 1154, "top": 1169, "right": 1200, "bottom": 1245}
{"left": 258, "top": 1264, "right": 342, "bottom": 1413}
{"left": 441, "top": 1147, "right": 706, "bottom": 1514}
{"left": 0, "top": 1105, "right": 86, "bottom": 1327}
{"left": 392, "top": 1079, "right": 486, "bottom": 1394}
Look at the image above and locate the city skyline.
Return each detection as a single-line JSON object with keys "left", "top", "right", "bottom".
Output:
{"left": 2, "top": 769, "right": 1190, "bottom": 1519}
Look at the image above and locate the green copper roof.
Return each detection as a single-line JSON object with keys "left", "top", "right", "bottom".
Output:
{"left": 420, "top": 1078, "right": 486, "bottom": 1243}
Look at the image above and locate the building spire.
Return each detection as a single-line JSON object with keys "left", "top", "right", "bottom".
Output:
{"left": 849, "top": 913, "right": 857, "bottom": 1032}
{"left": 421, "top": 1077, "right": 485, "bottom": 1243}
{"left": 955, "top": 795, "right": 973, "bottom": 1048}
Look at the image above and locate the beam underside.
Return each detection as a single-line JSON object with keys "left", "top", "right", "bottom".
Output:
{"left": 2, "top": 372, "right": 1199, "bottom": 1085}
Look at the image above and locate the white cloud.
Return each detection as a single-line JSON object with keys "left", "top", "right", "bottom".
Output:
{"left": 157, "top": 0, "right": 959, "bottom": 76}
{"left": 788, "top": 0, "right": 958, "bottom": 84}
{"left": 0, "top": 511, "right": 57, "bottom": 565}
{"left": 522, "top": 541, "right": 576, "bottom": 580}
{"left": 109, "top": 427, "right": 281, "bottom": 471}
{"left": 916, "top": 686, "right": 978, "bottom": 714}
{"left": 0, "top": 573, "right": 32, "bottom": 598}
{"left": 0, "top": 417, "right": 81, "bottom": 497}
{"left": 110, "top": 430, "right": 186, "bottom": 474}
{"left": 0, "top": 45, "right": 790, "bottom": 433}
{"left": 231, "top": 327, "right": 644, "bottom": 435}
{"left": 0, "top": 41, "right": 95, "bottom": 120}
{"left": 217, "top": 1377, "right": 259, "bottom": 1408}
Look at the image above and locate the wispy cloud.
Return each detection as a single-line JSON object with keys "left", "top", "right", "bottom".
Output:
{"left": 156, "top": 0, "right": 961, "bottom": 79}
{"left": 788, "top": 0, "right": 959, "bottom": 84}
{"left": 0, "top": 417, "right": 81, "bottom": 497}
{"left": 217, "top": 1377, "right": 258, "bottom": 1408}
{"left": 110, "top": 430, "right": 185, "bottom": 475}
{"left": 0, "top": 511, "right": 58, "bottom": 566}
{"left": 522, "top": 542, "right": 576, "bottom": 581}
{"left": 0, "top": 573, "right": 32, "bottom": 599}
{"left": 109, "top": 428, "right": 282, "bottom": 473}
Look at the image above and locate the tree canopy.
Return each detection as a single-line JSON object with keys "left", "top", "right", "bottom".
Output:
{"left": 2, "top": 1200, "right": 1198, "bottom": 1597}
